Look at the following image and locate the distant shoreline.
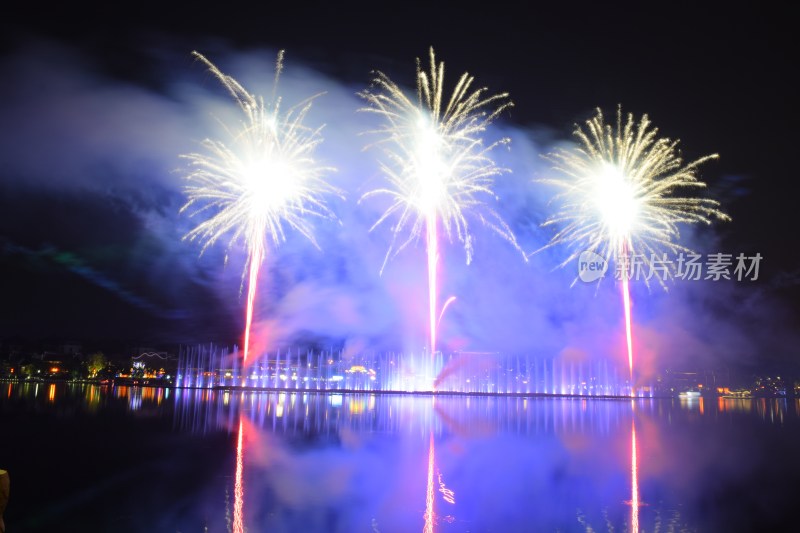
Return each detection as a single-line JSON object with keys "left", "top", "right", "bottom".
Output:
{"left": 2, "top": 378, "right": 793, "bottom": 400}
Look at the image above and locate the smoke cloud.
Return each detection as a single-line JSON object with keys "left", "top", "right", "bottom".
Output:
{"left": 0, "top": 37, "right": 795, "bottom": 376}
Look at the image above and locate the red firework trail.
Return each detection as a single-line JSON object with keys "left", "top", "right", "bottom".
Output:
{"left": 622, "top": 276, "right": 634, "bottom": 381}
{"left": 243, "top": 246, "right": 264, "bottom": 363}
{"left": 621, "top": 241, "right": 635, "bottom": 388}
{"left": 426, "top": 212, "right": 439, "bottom": 358}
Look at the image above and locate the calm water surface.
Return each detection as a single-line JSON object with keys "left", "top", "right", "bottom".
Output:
{"left": 1, "top": 382, "right": 799, "bottom": 532}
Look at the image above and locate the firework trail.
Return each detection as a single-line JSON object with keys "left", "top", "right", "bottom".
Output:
{"left": 181, "top": 51, "right": 338, "bottom": 362}
{"left": 541, "top": 107, "right": 728, "bottom": 382}
{"left": 359, "top": 47, "right": 523, "bottom": 355}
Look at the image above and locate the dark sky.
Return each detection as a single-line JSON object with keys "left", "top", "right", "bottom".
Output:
{"left": 0, "top": 2, "right": 797, "bottom": 366}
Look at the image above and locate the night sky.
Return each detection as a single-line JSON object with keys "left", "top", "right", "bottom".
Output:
{"left": 1, "top": 4, "right": 797, "bottom": 371}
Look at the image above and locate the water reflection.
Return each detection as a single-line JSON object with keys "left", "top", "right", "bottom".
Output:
{"left": 192, "top": 392, "right": 650, "bottom": 532}
{"left": 424, "top": 425, "right": 457, "bottom": 532}
{"left": 424, "top": 430, "right": 435, "bottom": 533}
{"left": 3, "top": 382, "right": 800, "bottom": 532}
{"left": 630, "top": 419, "right": 639, "bottom": 533}
{"left": 234, "top": 417, "right": 245, "bottom": 533}
{"left": 4, "top": 382, "right": 797, "bottom": 427}
{"left": 172, "top": 390, "right": 656, "bottom": 438}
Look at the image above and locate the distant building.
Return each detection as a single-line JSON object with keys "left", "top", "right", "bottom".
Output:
{"left": 129, "top": 350, "right": 177, "bottom": 379}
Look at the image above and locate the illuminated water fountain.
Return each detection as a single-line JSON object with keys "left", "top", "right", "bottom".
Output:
{"left": 176, "top": 344, "right": 644, "bottom": 396}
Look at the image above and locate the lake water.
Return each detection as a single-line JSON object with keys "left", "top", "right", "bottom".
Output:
{"left": 1, "top": 382, "right": 799, "bottom": 532}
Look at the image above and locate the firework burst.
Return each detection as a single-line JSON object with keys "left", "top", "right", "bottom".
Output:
{"left": 542, "top": 106, "right": 729, "bottom": 280}
{"left": 541, "top": 106, "right": 729, "bottom": 382}
{"left": 359, "top": 47, "right": 523, "bottom": 354}
{"left": 181, "top": 51, "right": 338, "bottom": 361}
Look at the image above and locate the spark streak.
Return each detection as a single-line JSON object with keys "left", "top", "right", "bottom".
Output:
{"left": 437, "top": 296, "right": 457, "bottom": 330}
{"left": 181, "top": 51, "right": 338, "bottom": 362}
{"left": 360, "top": 47, "right": 523, "bottom": 356}
{"left": 427, "top": 210, "right": 439, "bottom": 356}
